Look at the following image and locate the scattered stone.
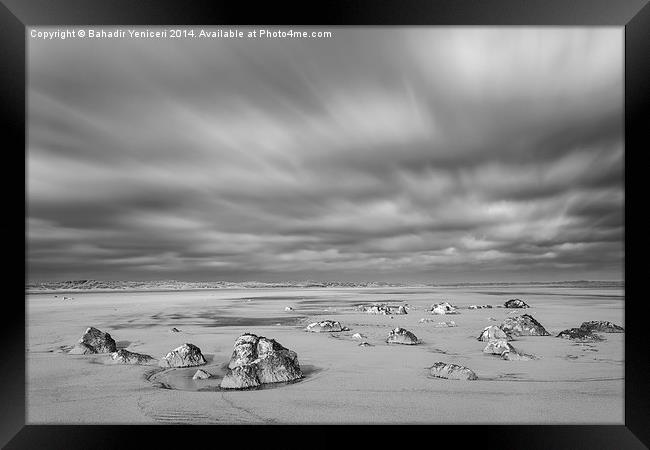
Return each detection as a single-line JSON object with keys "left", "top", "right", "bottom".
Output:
{"left": 500, "top": 314, "right": 550, "bottom": 336}
{"left": 504, "top": 298, "right": 529, "bottom": 308}
{"left": 579, "top": 321, "right": 624, "bottom": 333}
{"left": 305, "top": 320, "right": 349, "bottom": 333}
{"left": 220, "top": 333, "right": 302, "bottom": 389}
{"left": 501, "top": 351, "right": 537, "bottom": 361}
{"left": 109, "top": 349, "right": 155, "bottom": 365}
{"left": 193, "top": 369, "right": 211, "bottom": 380}
{"left": 68, "top": 342, "right": 96, "bottom": 355}
{"left": 477, "top": 325, "right": 512, "bottom": 342}
{"left": 77, "top": 327, "right": 117, "bottom": 353}
{"left": 429, "top": 362, "right": 478, "bottom": 380}
{"left": 351, "top": 333, "right": 366, "bottom": 339}
{"left": 386, "top": 327, "right": 419, "bottom": 345}
{"left": 170, "top": 327, "right": 181, "bottom": 333}
{"left": 557, "top": 328, "right": 604, "bottom": 341}
{"left": 468, "top": 305, "right": 493, "bottom": 310}
{"left": 159, "top": 343, "right": 207, "bottom": 368}
{"left": 429, "top": 301, "right": 459, "bottom": 315}
{"left": 483, "top": 339, "right": 516, "bottom": 355}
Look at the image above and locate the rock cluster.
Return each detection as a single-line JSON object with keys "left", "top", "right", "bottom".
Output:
{"left": 220, "top": 333, "right": 302, "bottom": 389}
{"left": 579, "top": 321, "right": 624, "bottom": 333}
{"left": 109, "top": 349, "right": 155, "bottom": 365}
{"left": 159, "top": 343, "right": 207, "bottom": 368}
{"left": 386, "top": 327, "right": 419, "bottom": 345}
{"left": 429, "top": 301, "right": 459, "bottom": 315}
{"left": 70, "top": 327, "right": 117, "bottom": 354}
{"left": 557, "top": 327, "right": 604, "bottom": 341}
{"left": 477, "top": 325, "right": 512, "bottom": 342}
{"left": 356, "top": 303, "right": 407, "bottom": 315}
{"left": 504, "top": 298, "right": 529, "bottom": 308}
{"left": 468, "top": 305, "right": 493, "bottom": 309}
{"left": 500, "top": 314, "right": 550, "bottom": 336}
{"left": 429, "top": 362, "right": 478, "bottom": 380}
{"left": 305, "top": 320, "right": 349, "bottom": 333}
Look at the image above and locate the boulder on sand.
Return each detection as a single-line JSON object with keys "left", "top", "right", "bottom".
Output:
{"left": 170, "top": 327, "right": 181, "bottom": 333}
{"left": 159, "top": 343, "right": 207, "bottom": 368}
{"left": 386, "top": 327, "right": 419, "bottom": 345}
{"left": 557, "top": 327, "right": 604, "bottom": 341}
{"left": 500, "top": 314, "right": 550, "bottom": 336}
{"left": 504, "top": 298, "right": 529, "bottom": 308}
{"left": 220, "top": 333, "right": 302, "bottom": 389}
{"left": 284, "top": 306, "right": 294, "bottom": 311}
{"left": 429, "top": 362, "right": 478, "bottom": 380}
{"left": 193, "top": 369, "right": 211, "bottom": 380}
{"left": 305, "top": 320, "right": 349, "bottom": 333}
{"left": 483, "top": 339, "right": 516, "bottom": 355}
{"left": 477, "top": 325, "right": 512, "bottom": 342}
{"left": 501, "top": 351, "right": 537, "bottom": 361}
{"left": 429, "top": 301, "right": 459, "bottom": 315}
{"left": 579, "top": 321, "right": 624, "bottom": 333}
{"left": 109, "top": 349, "right": 155, "bottom": 365}
{"left": 351, "top": 333, "right": 366, "bottom": 340}
{"left": 77, "top": 327, "right": 117, "bottom": 353}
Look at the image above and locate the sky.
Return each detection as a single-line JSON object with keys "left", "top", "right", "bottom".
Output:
{"left": 27, "top": 27, "right": 624, "bottom": 283}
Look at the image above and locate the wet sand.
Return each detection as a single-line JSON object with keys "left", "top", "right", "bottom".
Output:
{"left": 26, "top": 284, "right": 624, "bottom": 424}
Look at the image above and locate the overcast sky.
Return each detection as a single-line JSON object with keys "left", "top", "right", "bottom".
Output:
{"left": 27, "top": 27, "right": 623, "bottom": 282}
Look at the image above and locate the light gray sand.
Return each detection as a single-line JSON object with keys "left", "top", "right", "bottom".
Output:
{"left": 26, "top": 285, "right": 624, "bottom": 424}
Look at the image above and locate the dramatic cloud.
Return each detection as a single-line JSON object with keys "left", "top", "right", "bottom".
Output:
{"left": 27, "top": 27, "right": 623, "bottom": 282}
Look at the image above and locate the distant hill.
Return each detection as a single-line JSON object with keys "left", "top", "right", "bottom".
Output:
{"left": 25, "top": 279, "right": 623, "bottom": 293}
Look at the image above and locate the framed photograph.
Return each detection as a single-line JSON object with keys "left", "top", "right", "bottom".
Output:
{"left": 3, "top": 0, "right": 648, "bottom": 447}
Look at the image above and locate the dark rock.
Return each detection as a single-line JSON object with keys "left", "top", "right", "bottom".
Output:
{"left": 477, "top": 325, "right": 512, "bottom": 342}
{"left": 386, "top": 327, "right": 419, "bottom": 345}
{"left": 504, "top": 298, "right": 529, "bottom": 308}
{"left": 500, "top": 314, "right": 550, "bottom": 336}
{"left": 306, "top": 320, "right": 348, "bottom": 332}
{"left": 159, "top": 343, "right": 207, "bottom": 368}
{"left": 358, "top": 342, "right": 374, "bottom": 347}
{"left": 109, "top": 349, "right": 155, "bottom": 364}
{"left": 579, "top": 321, "right": 624, "bottom": 333}
{"left": 429, "top": 362, "right": 478, "bottom": 380}
{"left": 557, "top": 327, "right": 604, "bottom": 341}
{"left": 170, "top": 327, "right": 181, "bottom": 333}
{"left": 220, "top": 333, "right": 302, "bottom": 389}
{"left": 78, "top": 327, "right": 117, "bottom": 353}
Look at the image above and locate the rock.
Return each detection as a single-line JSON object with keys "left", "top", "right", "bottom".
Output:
{"left": 159, "top": 343, "right": 207, "bottom": 368}
{"left": 284, "top": 306, "right": 294, "bottom": 311}
{"left": 305, "top": 320, "right": 348, "bottom": 332}
{"left": 192, "top": 369, "right": 211, "bottom": 380}
{"left": 356, "top": 303, "right": 407, "bottom": 315}
{"left": 430, "top": 301, "right": 459, "bottom": 315}
{"left": 109, "top": 349, "right": 155, "bottom": 365}
{"left": 170, "top": 327, "right": 181, "bottom": 333}
{"left": 468, "top": 305, "right": 478, "bottom": 310}
{"left": 68, "top": 342, "right": 96, "bottom": 355}
{"left": 500, "top": 314, "right": 550, "bottom": 336}
{"left": 358, "top": 342, "right": 374, "bottom": 347}
{"left": 78, "top": 327, "right": 117, "bottom": 353}
{"left": 483, "top": 339, "right": 517, "bottom": 355}
{"left": 579, "top": 321, "right": 624, "bottom": 333}
{"left": 488, "top": 317, "right": 498, "bottom": 321}
{"left": 468, "top": 304, "right": 493, "bottom": 310}
{"left": 501, "top": 351, "right": 537, "bottom": 361}
{"left": 429, "top": 362, "right": 478, "bottom": 380}
{"left": 386, "top": 327, "right": 419, "bottom": 345}
{"left": 351, "top": 333, "right": 366, "bottom": 339}
{"left": 477, "top": 325, "right": 512, "bottom": 342}
{"left": 220, "top": 333, "right": 302, "bottom": 389}
{"left": 504, "top": 298, "right": 529, "bottom": 308}
{"left": 557, "top": 328, "right": 604, "bottom": 341}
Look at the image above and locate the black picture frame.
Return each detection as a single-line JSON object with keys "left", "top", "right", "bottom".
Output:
{"left": 3, "top": 0, "right": 648, "bottom": 448}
